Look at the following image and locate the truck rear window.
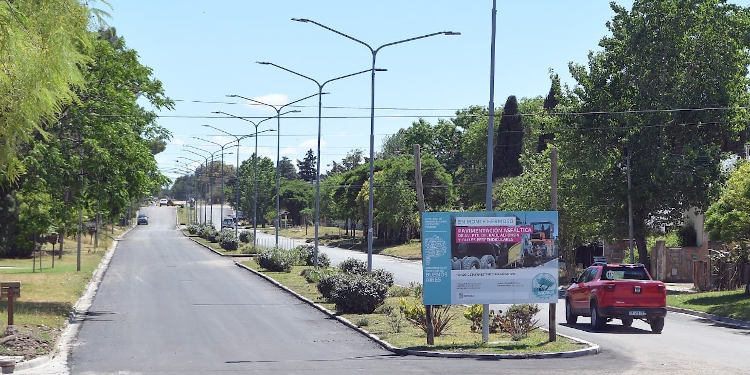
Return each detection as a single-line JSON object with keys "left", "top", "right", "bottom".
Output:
{"left": 601, "top": 266, "right": 650, "bottom": 280}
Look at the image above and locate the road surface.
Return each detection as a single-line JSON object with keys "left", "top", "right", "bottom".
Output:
{"left": 67, "top": 207, "right": 749, "bottom": 374}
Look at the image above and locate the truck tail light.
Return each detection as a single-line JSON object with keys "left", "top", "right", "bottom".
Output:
{"left": 658, "top": 284, "right": 665, "bottom": 294}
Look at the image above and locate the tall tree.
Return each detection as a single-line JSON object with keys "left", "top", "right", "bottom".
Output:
{"left": 297, "top": 149, "right": 316, "bottom": 183}
{"left": 279, "top": 156, "right": 297, "bottom": 180}
{"left": 494, "top": 95, "right": 523, "bottom": 179}
{"left": 566, "top": 0, "right": 750, "bottom": 266}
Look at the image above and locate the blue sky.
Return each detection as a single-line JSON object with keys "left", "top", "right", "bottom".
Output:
{"left": 102, "top": 1, "right": 745, "bottom": 182}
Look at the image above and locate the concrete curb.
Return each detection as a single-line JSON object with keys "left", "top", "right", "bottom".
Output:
{"left": 233, "top": 262, "right": 600, "bottom": 359}
{"left": 667, "top": 306, "right": 750, "bottom": 329}
{"left": 14, "top": 222, "right": 138, "bottom": 374}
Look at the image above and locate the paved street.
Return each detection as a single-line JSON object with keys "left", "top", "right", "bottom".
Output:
{"left": 256, "top": 221, "right": 750, "bottom": 374}
{"left": 67, "top": 207, "right": 750, "bottom": 374}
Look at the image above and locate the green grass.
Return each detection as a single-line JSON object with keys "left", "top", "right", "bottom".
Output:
{"left": 241, "top": 261, "right": 585, "bottom": 354}
{"left": 378, "top": 240, "right": 422, "bottom": 260}
{"left": 668, "top": 288, "right": 750, "bottom": 321}
{"left": 0, "top": 226, "right": 127, "bottom": 336}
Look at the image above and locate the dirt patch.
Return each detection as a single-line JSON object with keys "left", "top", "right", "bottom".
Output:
{"left": 1, "top": 325, "right": 59, "bottom": 360}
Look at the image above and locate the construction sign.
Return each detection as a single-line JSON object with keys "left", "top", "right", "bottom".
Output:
{"left": 422, "top": 211, "right": 559, "bottom": 305}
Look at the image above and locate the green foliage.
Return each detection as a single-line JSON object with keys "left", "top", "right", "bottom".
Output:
{"left": 565, "top": 0, "right": 750, "bottom": 265}
{"left": 298, "top": 245, "right": 331, "bottom": 268}
{"left": 317, "top": 273, "right": 346, "bottom": 300}
{"left": 378, "top": 305, "right": 404, "bottom": 333}
{"left": 297, "top": 149, "right": 317, "bottom": 183}
{"left": 300, "top": 268, "right": 334, "bottom": 284}
{"left": 388, "top": 285, "right": 412, "bottom": 298}
{"left": 463, "top": 305, "right": 502, "bottom": 334}
{"left": 0, "top": 0, "right": 91, "bottom": 182}
{"left": 330, "top": 275, "right": 389, "bottom": 314}
{"left": 187, "top": 224, "right": 199, "bottom": 235}
{"left": 239, "top": 230, "right": 252, "bottom": 243}
{"left": 370, "top": 269, "right": 394, "bottom": 288}
{"left": 198, "top": 224, "right": 217, "bottom": 242}
{"left": 339, "top": 258, "right": 368, "bottom": 275}
{"left": 498, "top": 304, "right": 540, "bottom": 341}
{"left": 494, "top": 95, "right": 523, "bottom": 178}
{"left": 398, "top": 298, "right": 456, "bottom": 336}
{"left": 706, "top": 161, "right": 750, "bottom": 243}
{"left": 217, "top": 230, "right": 238, "bottom": 251}
{"left": 256, "top": 247, "right": 296, "bottom": 272}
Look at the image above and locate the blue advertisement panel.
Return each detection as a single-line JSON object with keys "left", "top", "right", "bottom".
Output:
{"left": 422, "top": 211, "right": 559, "bottom": 305}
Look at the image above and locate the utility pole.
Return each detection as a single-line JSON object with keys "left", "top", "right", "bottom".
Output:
{"left": 481, "top": 0, "right": 498, "bottom": 344}
{"left": 414, "top": 144, "right": 434, "bottom": 345}
{"left": 549, "top": 147, "right": 558, "bottom": 342}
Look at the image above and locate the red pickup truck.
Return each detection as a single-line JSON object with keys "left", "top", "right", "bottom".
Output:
{"left": 566, "top": 263, "right": 667, "bottom": 333}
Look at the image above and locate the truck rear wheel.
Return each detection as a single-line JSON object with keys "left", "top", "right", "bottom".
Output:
{"left": 590, "top": 301, "right": 605, "bottom": 331}
{"left": 621, "top": 317, "right": 633, "bottom": 327}
{"left": 649, "top": 317, "right": 664, "bottom": 333}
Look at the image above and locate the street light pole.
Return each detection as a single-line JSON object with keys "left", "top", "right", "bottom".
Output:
{"left": 212, "top": 112, "right": 289, "bottom": 250}
{"left": 292, "top": 17, "right": 460, "bottom": 271}
{"left": 227, "top": 93, "right": 318, "bottom": 246}
{"left": 201, "top": 125, "right": 252, "bottom": 238}
{"left": 183, "top": 148, "right": 210, "bottom": 224}
{"left": 192, "top": 137, "right": 235, "bottom": 229}
{"left": 256, "top": 61, "right": 384, "bottom": 268}
{"left": 178, "top": 157, "right": 202, "bottom": 224}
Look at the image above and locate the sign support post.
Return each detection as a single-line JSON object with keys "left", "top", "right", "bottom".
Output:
{"left": 549, "top": 147, "right": 558, "bottom": 341}
{"left": 414, "top": 145, "right": 434, "bottom": 345}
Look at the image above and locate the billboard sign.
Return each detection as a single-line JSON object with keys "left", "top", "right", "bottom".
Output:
{"left": 422, "top": 211, "right": 558, "bottom": 305}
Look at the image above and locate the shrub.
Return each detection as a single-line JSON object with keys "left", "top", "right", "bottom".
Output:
{"left": 379, "top": 305, "right": 404, "bottom": 333}
{"left": 187, "top": 224, "right": 199, "bottom": 235}
{"left": 463, "top": 304, "right": 502, "bottom": 333}
{"left": 240, "top": 244, "right": 259, "bottom": 255}
{"left": 317, "top": 273, "right": 345, "bottom": 300}
{"left": 398, "top": 298, "right": 455, "bottom": 336}
{"left": 498, "top": 304, "right": 540, "bottom": 341}
{"left": 330, "top": 275, "right": 389, "bottom": 314}
{"left": 300, "top": 268, "right": 334, "bottom": 284}
{"left": 370, "top": 269, "right": 394, "bottom": 287}
{"left": 408, "top": 282, "right": 423, "bottom": 298}
{"left": 217, "top": 230, "right": 239, "bottom": 251}
{"left": 256, "top": 247, "right": 295, "bottom": 272}
{"left": 300, "top": 245, "right": 331, "bottom": 268}
{"left": 199, "top": 224, "right": 217, "bottom": 242}
{"left": 355, "top": 316, "right": 370, "bottom": 327}
{"left": 388, "top": 285, "right": 412, "bottom": 298}
{"left": 239, "top": 230, "right": 253, "bottom": 243}
{"left": 339, "top": 258, "right": 367, "bottom": 275}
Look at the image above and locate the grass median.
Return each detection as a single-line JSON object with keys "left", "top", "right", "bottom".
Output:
{"left": 668, "top": 288, "right": 750, "bottom": 321}
{"left": 240, "top": 260, "right": 585, "bottom": 355}
{"left": 0, "top": 225, "right": 127, "bottom": 359}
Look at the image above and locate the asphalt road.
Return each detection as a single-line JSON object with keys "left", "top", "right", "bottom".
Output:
{"left": 67, "top": 207, "right": 750, "bottom": 374}
{"left": 256, "top": 226, "right": 750, "bottom": 375}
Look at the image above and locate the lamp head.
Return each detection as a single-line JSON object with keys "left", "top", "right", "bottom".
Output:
{"left": 256, "top": 61, "right": 270, "bottom": 65}
{"left": 227, "top": 94, "right": 237, "bottom": 98}
{"left": 291, "top": 18, "right": 310, "bottom": 23}
{"left": 444, "top": 31, "right": 461, "bottom": 36}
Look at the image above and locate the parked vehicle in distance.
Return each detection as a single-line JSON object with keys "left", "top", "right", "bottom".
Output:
{"left": 159, "top": 198, "right": 168, "bottom": 206}
{"left": 221, "top": 218, "right": 236, "bottom": 229}
{"left": 566, "top": 262, "right": 667, "bottom": 333}
{"left": 137, "top": 213, "right": 148, "bottom": 225}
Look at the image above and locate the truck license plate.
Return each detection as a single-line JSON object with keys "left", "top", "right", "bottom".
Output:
{"left": 629, "top": 310, "right": 646, "bottom": 316}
